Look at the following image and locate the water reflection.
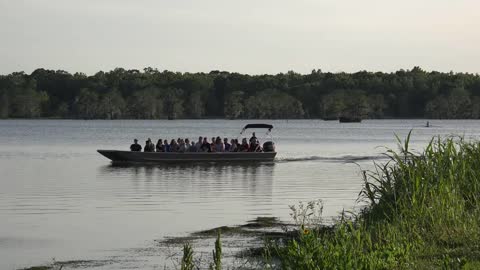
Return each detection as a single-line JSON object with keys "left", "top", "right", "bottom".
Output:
{"left": 97, "top": 162, "right": 276, "bottom": 213}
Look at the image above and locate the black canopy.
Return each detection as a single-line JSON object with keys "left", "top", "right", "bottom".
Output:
{"left": 242, "top": 124, "right": 274, "bottom": 131}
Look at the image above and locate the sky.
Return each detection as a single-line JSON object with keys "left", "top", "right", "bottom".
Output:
{"left": 0, "top": 0, "right": 479, "bottom": 75}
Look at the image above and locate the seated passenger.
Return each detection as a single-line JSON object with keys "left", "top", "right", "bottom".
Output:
{"left": 210, "top": 137, "right": 216, "bottom": 152}
{"left": 170, "top": 139, "right": 178, "bottom": 152}
{"left": 184, "top": 139, "right": 190, "bottom": 152}
{"left": 189, "top": 141, "right": 197, "bottom": 152}
{"left": 130, "top": 139, "right": 142, "bottom": 152}
{"left": 156, "top": 139, "right": 163, "bottom": 152}
{"left": 215, "top": 136, "right": 224, "bottom": 152}
{"left": 144, "top": 138, "right": 155, "bottom": 152}
{"left": 234, "top": 139, "right": 240, "bottom": 152}
{"left": 229, "top": 139, "right": 237, "bottom": 152}
{"left": 240, "top": 138, "right": 249, "bottom": 152}
{"left": 201, "top": 137, "right": 211, "bottom": 152}
{"left": 163, "top": 139, "right": 171, "bottom": 152}
{"left": 223, "top": 138, "right": 231, "bottom": 152}
{"left": 195, "top": 137, "right": 203, "bottom": 152}
{"left": 178, "top": 139, "right": 186, "bottom": 153}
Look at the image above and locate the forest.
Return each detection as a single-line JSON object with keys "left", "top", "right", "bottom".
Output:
{"left": 1, "top": 67, "right": 479, "bottom": 119}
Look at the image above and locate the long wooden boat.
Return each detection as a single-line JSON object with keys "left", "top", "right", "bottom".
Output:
{"left": 97, "top": 150, "right": 276, "bottom": 163}
{"left": 97, "top": 123, "right": 277, "bottom": 163}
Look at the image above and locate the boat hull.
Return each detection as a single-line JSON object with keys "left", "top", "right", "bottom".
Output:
{"left": 339, "top": 117, "right": 362, "bottom": 123}
{"left": 97, "top": 150, "right": 277, "bottom": 163}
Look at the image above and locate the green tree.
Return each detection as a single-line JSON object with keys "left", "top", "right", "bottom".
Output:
{"left": 185, "top": 90, "right": 205, "bottom": 119}
{"left": 447, "top": 87, "right": 471, "bottom": 118}
{"left": 74, "top": 88, "right": 100, "bottom": 119}
{"left": 163, "top": 88, "right": 184, "bottom": 119}
{"left": 342, "top": 90, "right": 370, "bottom": 119}
{"left": 100, "top": 89, "right": 126, "bottom": 119}
{"left": 127, "top": 87, "right": 163, "bottom": 119}
{"left": 224, "top": 91, "right": 244, "bottom": 119}
{"left": 426, "top": 96, "right": 449, "bottom": 119}
{"left": 319, "top": 90, "right": 346, "bottom": 119}
{"left": 0, "top": 89, "right": 10, "bottom": 118}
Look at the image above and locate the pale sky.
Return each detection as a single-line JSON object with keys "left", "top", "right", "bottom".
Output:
{"left": 0, "top": 0, "right": 479, "bottom": 75}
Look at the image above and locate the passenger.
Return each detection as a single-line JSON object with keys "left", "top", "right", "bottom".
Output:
{"left": 201, "top": 137, "right": 211, "bottom": 152}
{"left": 163, "top": 139, "right": 171, "bottom": 152}
{"left": 210, "top": 137, "right": 216, "bottom": 152}
{"left": 240, "top": 138, "right": 249, "bottom": 152}
{"left": 249, "top": 138, "right": 258, "bottom": 152}
{"left": 143, "top": 140, "right": 149, "bottom": 152}
{"left": 224, "top": 138, "right": 231, "bottom": 152}
{"left": 249, "top": 132, "right": 257, "bottom": 145}
{"left": 189, "top": 141, "right": 197, "bottom": 152}
{"left": 156, "top": 139, "right": 163, "bottom": 152}
{"left": 130, "top": 139, "right": 142, "bottom": 152}
{"left": 229, "top": 139, "right": 237, "bottom": 152}
{"left": 184, "top": 139, "right": 190, "bottom": 152}
{"left": 170, "top": 139, "right": 178, "bottom": 152}
{"left": 234, "top": 139, "right": 240, "bottom": 152}
{"left": 149, "top": 139, "right": 156, "bottom": 152}
{"left": 251, "top": 139, "right": 262, "bottom": 152}
{"left": 195, "top": 137, "right": 203, "bottom": 152}
{"left": 215, "top": 136, "right": 224, "bottom": 152}
{"left": 144, "top": 138, "right": 155, "bottom": 152}
{"left": 178, "top": 139, "right": 186, "bottom": 153}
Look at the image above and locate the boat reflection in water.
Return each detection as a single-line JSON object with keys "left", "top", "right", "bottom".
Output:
{"left": 97, "top": 162, "right": 276, "bottom": 202}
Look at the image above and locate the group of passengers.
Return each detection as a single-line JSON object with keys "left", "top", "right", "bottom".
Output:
{"left": 130, "top": 133, "right": 262, "bottom": 153}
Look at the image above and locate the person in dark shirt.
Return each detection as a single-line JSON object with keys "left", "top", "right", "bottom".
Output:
{"left": 144, "top": 138, "right": 155, "bottom": 152}
{"left": 201, "top": 137, "right": 211, "bottom": 152}
{"left": 223, "top": 138, "right": 231, "bottom": 152}
{"left": 249, "top": 132, "right": 257, "bottom": 145}
{"left": 163, "top": 139, "right": 171, "bottom": 152}
{"left": 156, "top": 139, "right": 163, "bottom": 152}
{"left": 169, "top": 139, "right": 179, "bottom": 152}
{"left": 130, "top": 139, "right": 142, "bottom": 152}
{"left": 249, "top": 132, "right": 259, "bottom": 152}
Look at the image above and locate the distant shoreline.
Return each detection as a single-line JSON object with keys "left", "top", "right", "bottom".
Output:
{"left": 0, "top": 117, "right": 474, "bottom": 120}
{"left": 2, "top": 67, "right": 480, "bottom": 120}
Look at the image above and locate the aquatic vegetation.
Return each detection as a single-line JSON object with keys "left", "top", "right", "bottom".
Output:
{"left": 181, "top": 243, "right": 194, "bottom": 270}
{"left": 177, "top": 230, "right": 223, "bottom": 270}
{"left": 268, "top": 133, "right": 480, "bottom": 269}
{"left": 209, "top": 230, "right": 222, "bottom": 270}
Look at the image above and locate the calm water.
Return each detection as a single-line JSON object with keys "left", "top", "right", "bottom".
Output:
{"left": 1, "top": 119, "right": 480, "bottom": 269}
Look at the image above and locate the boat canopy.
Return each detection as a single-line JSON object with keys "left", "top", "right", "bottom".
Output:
{"left": 242, "top": 124, "right": 273, "bottom": 131}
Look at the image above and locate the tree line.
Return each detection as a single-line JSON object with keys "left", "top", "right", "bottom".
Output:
{"left": 1, "top": 67, "right": 480, "bottom": 119}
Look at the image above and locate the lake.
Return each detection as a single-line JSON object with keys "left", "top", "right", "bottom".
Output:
{"left": 1, "top": 119, "right": 480, "bottom": 269}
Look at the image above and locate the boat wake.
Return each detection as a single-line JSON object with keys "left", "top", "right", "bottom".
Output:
{"left": 276, "top": 154, "right": 386, "bottom": 163}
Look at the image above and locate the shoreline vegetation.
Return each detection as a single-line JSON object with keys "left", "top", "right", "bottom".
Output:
{"left": 2, "top": 67, "right": 480, "bottom": 120}
{"left": 23, "top": 134, "right": 480, "bottom": 269}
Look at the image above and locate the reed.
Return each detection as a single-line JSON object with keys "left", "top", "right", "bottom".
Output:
{"left": 269, "top": 134, "right": 480, "bottom": 269}
{"left": 180, "top": 243, "right": 194, "bottom": 270}
{"left": 209, "top": 230, "right": 222, "bottom": 270}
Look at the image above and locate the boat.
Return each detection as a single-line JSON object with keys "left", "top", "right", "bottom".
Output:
{"left": 339, "top": 116, "right": 362, "bottom": 123}
{"left": 97, "top": 124, "right": 277, "bottom": 163}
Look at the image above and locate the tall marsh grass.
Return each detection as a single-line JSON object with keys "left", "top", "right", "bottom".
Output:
{"left": 269, "top": 134, "right": 480, "bottom": 269}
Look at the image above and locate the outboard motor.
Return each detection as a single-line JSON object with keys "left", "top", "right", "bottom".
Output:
{"left": 263, "top": 141, "right": 275, "bottom": 152}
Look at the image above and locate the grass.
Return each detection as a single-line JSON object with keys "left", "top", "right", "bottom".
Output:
{"left": 267, "top": 133, "right": 480, "bottom": 269}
